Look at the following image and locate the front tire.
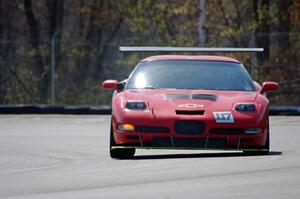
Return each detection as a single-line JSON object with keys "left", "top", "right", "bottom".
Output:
{"left": 110, "top": 121, "right": 135, "bottom": 159}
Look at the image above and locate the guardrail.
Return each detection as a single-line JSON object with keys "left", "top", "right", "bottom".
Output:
{"left": 269, "top": 106, "right": 300, "bottom": 116}
{"left": 0, "top": 105, "right": 299, "bottom": 115}
{"left": 0, "top": 105, "right": 111, "bottom": 115}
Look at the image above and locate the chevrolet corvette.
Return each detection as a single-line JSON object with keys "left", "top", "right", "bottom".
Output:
{"left": 103, "top": 47, "right": 278, "bottom": 159}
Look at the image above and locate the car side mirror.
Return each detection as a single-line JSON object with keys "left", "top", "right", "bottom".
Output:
{"left": 102, "top": 80, "right": 118, "bottom": 90}
{"left": 260, "top": 81, "right": 278, "bottom": 94}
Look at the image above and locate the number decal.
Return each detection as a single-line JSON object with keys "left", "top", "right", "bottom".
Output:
{"left": 213, "top": 112, "right": 234, "bottom": 123}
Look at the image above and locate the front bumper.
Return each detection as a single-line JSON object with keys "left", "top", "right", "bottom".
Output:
{"left": 112, "top": 108, "right": 269, "bottom": 150}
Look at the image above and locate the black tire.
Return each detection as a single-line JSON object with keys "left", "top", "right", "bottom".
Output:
{"left": 110, "top": 121, "right": 135, "bottom": 159}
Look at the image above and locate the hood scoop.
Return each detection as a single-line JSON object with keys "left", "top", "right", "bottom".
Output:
{"left": 165, "top": 94, "right": 217, "bottom": 101}
{"left": 192, "top": 94, "right": 217, "bottom": 101}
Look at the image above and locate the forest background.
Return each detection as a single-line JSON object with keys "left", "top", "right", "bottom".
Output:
{"left": 0, "top": 0, "right": 299, "bottom": 106}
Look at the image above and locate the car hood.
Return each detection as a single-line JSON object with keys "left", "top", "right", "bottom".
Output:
{"left": 124, "top": 89, "right": 257, "bottom": 113}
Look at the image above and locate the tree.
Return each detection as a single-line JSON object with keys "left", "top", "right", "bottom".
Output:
{"left": 253, "top": 0, "right": 270, "bottom": 61}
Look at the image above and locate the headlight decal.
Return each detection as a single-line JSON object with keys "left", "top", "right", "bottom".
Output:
{"left": 125, "top": 101, "right": 147, "bottom": 110}
{"left": 235, "top": 104, "right": 256, "bottom": 112}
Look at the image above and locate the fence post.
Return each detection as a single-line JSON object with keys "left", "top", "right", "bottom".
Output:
{"left": 250, "top": 31, "right": 257, "bottom": 79}
{"left": 51, "top": 28, "right": 62, "bottom": 105}
{"left": 199, "top": 0, "right": 206, "bottom": 47}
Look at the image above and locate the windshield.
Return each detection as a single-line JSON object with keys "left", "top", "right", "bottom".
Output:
{"left": 126, "top": 60, "right": 255, "bottom": 91}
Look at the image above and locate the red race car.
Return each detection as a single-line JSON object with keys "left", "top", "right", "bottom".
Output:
{"left": 103, "top": 47, "right": 278, "bottom": 159}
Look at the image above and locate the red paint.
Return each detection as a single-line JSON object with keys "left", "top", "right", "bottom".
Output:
{"left": 102, "top": 80, "right": 118, "bottom": 90}
{"left": 260, "top": 81, "right": 279, "bottom": 94}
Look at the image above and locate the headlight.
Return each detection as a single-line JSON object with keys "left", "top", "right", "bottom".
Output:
{"left": 235, "top": 104, "right": 256, "bottom": 112}
{"left": 125, "top": 101, "right": 147, "bottom": 110}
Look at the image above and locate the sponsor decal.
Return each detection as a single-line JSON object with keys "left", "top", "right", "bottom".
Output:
{"left": 213, "top": 111, "right": 234, "bottom": 123}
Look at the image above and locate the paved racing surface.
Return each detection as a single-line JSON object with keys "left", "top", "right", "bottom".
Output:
{"left": 0, "top": 115, "right": 299, "bottom": 199}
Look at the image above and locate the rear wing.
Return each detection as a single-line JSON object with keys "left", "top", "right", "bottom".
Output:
{"left": 119, "top": 46, "right": 264, "bottom": 52}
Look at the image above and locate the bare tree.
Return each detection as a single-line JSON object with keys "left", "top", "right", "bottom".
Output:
{"left": 253, "top": 0, "right": 270, "bottom": 61}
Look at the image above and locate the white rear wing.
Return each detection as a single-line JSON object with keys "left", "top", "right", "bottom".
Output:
{"left": 119, "top": 46, "right": 264, "bottom": 52}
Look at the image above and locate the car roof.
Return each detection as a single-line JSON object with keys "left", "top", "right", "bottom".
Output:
{"left": 142, "top": 55, "right": 240, "bottom": 63}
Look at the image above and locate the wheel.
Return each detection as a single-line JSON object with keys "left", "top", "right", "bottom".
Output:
{"left": 110, "top": 121, "right": 135, "bottom": 159}
{"left": 243, "top": 119, "right": 270, "bottom": 155}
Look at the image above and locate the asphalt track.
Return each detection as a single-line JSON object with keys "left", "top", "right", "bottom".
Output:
{"left": 0, "top": 115, "right": 299, "bottom": 199}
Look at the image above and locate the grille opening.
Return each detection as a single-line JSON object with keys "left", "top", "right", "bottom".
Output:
{"left": 175, "top": 121, "right": 205, "bottom": 135}
{"left": 152, "top": 137, "right": 227, "bottom": 148}
{"left": 240, "top": 138, "right": 254, "bottom": 142}
{"left": 176, "top": 110, "right": 205, "bottom": 115}
{"left": 135, "top": 126, "right": 170, "bottom": 133}
{"left": 126, "top": 135, "right": 139, "bottom": 140}
{"left": 209, "top": 128, "right": 244, "bottom": 135}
